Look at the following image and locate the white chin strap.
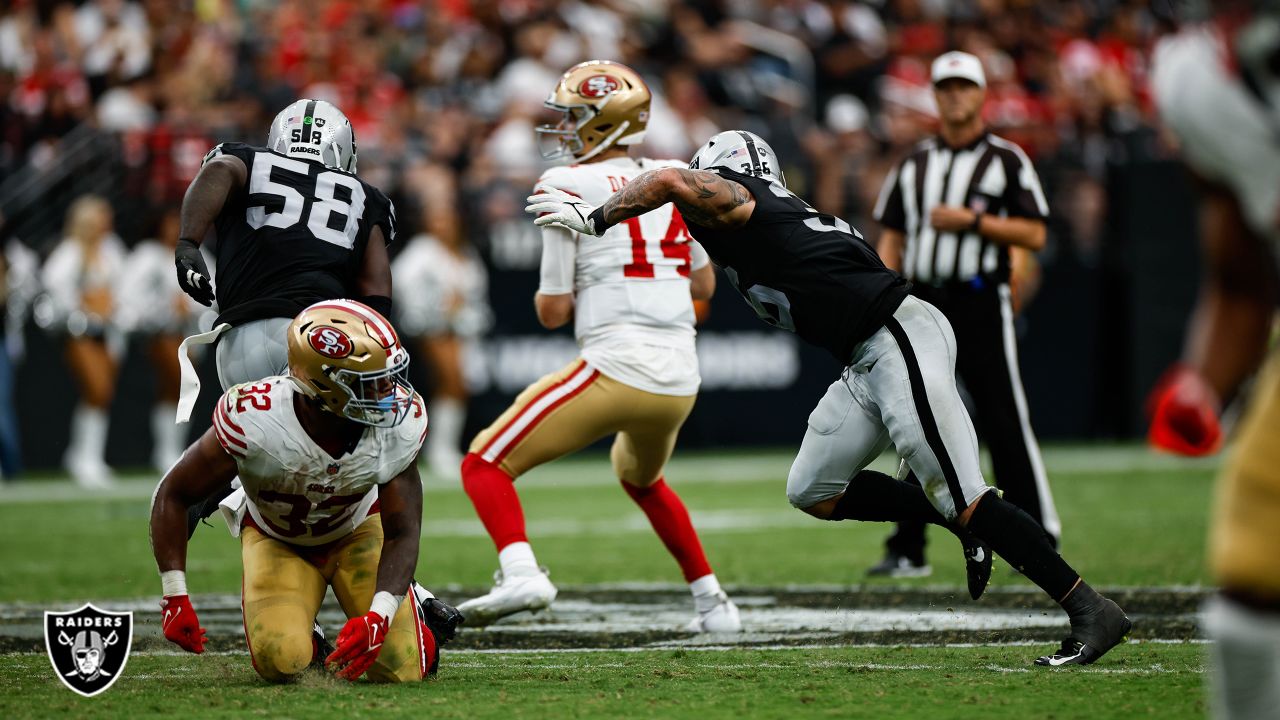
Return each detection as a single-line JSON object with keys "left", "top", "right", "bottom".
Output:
{"left": 573, "top": 121, "right": 632, "bottom": 163}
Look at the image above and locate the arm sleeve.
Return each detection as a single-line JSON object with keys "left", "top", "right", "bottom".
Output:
{"left": 689, "top": 240, "right": 711, "bottom": 271}
{"left": 1002, "top": 146, "right": 1050, "bottom": 221}
{"left": 872, "top": 162, "right": 907, "bottom": 231}
{"left": 538, "top": 225, "right": 577, "bottom": 295}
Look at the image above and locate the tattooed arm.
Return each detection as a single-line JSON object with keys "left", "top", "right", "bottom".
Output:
{"left": 527, "top": 168, "right": 755, "bottom": 236}
{"left": 597, "top": 168, "right": 756, "bottom": 231}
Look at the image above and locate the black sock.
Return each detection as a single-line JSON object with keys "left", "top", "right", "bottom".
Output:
{"left": 830, "top": 470, "right": 948, "bottom": 525}
{"left": 966, "top": 494, "right": 1078, "bottom": 601}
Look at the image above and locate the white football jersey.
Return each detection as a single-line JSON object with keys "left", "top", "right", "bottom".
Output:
{"left": 1153, "top": 26, "right": 1280, "bottom": 246}
{"left": 212, "top": 377, "right": 428, "bottom": 546}
{"left": 536, "top": 156, "right": 706, "bottom": 395}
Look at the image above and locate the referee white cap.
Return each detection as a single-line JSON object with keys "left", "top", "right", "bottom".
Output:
{"left": 931, "top": 51, "right": 986, "bottom": 88}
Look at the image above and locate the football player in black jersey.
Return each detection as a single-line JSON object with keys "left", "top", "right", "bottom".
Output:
{"left": 173, "top": 98, "right": 397, "bottom": 529}
{"left": 170, "top": 99, "right": 402, "bottom": 656}
{"left": 528, "top": 130, "right": 1131, "bottom": 667}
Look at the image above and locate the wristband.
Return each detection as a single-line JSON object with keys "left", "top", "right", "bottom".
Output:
{"left": 370, "top": 591, "right": 400, "bottom": 622}
{"left": 161, "top": 570, "right": 188, "bottom": 597}
{"left": 970, "top": 212, "right": 983, "bottom": 234}
{"left": 587, "top": 207, "right": 613, "bottom": 235}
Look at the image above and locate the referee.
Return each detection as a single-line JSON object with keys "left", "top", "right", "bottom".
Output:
{"left": 870, "top": 51, "right": 1060, "bottom": 577}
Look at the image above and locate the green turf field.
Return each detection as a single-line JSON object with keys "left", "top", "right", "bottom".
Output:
{"left": 0, "top": 645, "right": 1207, "bottom": 720}
{"left": 0, "top": 445, "right": 1218, "bottom": 718}
{"left": 0, "top": 445, "right": 1216, "bottom": 602}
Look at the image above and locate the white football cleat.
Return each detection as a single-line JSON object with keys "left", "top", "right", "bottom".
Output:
{"left": 457, "top": 568, "right": 557, "bottom": 627}
{"left": 686, "top": 593, "right": 742, "bottom": 633}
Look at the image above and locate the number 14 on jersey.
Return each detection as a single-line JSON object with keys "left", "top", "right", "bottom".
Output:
{"left": 606, "top": 174, "right": 694, "bottom": 279}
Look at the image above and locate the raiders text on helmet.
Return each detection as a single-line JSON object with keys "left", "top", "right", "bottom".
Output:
{"left": 286, "top": 299, "right": 414, "bottom": 427}
{"left": 536, "top": 60, "right": 651, "bottom": 162}
{"left": 690, "top": 130, "right": 787, "bottom": 187}
{"left": 267, "top": 99, "right": 358, "bottom": 173}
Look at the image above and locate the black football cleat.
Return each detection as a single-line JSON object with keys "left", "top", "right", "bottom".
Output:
{"left": 1035, "top": 598, "right": 1132, "bottom": 667}
{"left": 309, "top": 621, "right": 334, "bottom": 669}
{"left": 960, "top": 533, "right": 992, "bottom": 601}
{"left": 866, "top": 551, "right": 932, "bottom": 578}
{"left": 415, "top": 589, "right": 464, "bottom": 676}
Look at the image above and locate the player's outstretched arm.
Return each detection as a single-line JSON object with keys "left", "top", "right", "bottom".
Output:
{"left": 150, "top": 429, "right": 240, "bottom": 576}
{"left": 327, "top": 463, "right": 423, "bottom": 680}
{"left": 526, "top": 168, "right": 755, "bottom": 236}
{"left": 149, "top": 429, "right": 239, "bottom": 654}
{"left": 372, "top": 463, "right": 423, "bottom": 601}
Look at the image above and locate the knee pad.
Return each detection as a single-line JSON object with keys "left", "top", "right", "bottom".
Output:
{"left": 250, "top": 631, "right": 313, "bottom": 683}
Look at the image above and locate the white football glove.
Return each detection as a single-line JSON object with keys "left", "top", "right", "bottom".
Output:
{"left": 526, "top": 186, "right": 604, "bottom": 236}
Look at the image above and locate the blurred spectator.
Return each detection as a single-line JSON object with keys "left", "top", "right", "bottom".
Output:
{"left": 393, "top": 166, "right": 492, "bottom": 478}
{"left": 41, "top": 195, "right": 125, "bottom": 487}
{"left": 115, "top": 206, "right": 207, "bottom": 472}
{"left": 0, "top": 0, "right": 1174, "bottom": 469}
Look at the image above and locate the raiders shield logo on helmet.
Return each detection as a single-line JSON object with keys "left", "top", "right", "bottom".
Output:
{"left": 44, "top": 603, "right": 132, "bottom": 697}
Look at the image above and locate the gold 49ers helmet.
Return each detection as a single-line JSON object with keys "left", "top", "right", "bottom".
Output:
{"left": 536, "top": 60, "right": 651, "bottom": 162}
{"left": 286, "top": 299, "right": 414, "bottom": 428}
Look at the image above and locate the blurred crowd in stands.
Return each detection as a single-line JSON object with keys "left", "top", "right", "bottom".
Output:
{"left": 0, "top": 0, "right": 1174, "bottom": 479}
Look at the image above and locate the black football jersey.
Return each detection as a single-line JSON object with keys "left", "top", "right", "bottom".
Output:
{"left": 204, "top": 143, "right": 396, "bottom": 327}
{"left": 685, "top": 167, "right": 909, "bottom": 363}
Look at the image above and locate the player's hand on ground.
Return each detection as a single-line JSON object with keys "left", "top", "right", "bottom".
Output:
{"left": 1147, "top": 365, "right": 1222, "bottom": 456}
{"left": 326, "top": 611, "right": 388, "bottom": 681}
{"left": 526, "top": 186, "right": 602, "bottom": 236}
{"left": 175, "top": 238, "right": 215, "bottom": 306}
{"left": 929, "top": 205, "right": 977, "bottom": 232}
{"left": 160, "top": 594, "right": 208, "bottom": 654}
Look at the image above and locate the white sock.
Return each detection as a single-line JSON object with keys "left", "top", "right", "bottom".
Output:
{"left": 152, "top": 403, "right": 183, "bottom": 472}
{"left": 427, "top": 397, "right": 464, "bottom": 461}
{"left": 498, "top": 542, "right": 541, "bottom": 578}
{"left": 690, "top": 574, "right": 724, "bottom": 612}
{"left": 69, "top": 404, "right": 109, "bottom": 467}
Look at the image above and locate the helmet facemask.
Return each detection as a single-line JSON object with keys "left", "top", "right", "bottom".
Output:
{"left": 322, "top": 347, "right": 413, "bottom": 428}
{"left": 535, "top": 60, "right": 650, "bottom": 163}
{"left": 287, "top": 300, "right": 417, "bottom": 429}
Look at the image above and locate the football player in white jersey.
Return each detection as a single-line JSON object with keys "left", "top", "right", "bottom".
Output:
{"left": 456, "top": 60, "right": 739, "bottom": 632}
{"left": 1152, "top": 5, "right": 1280, "bottom": 716}
{"left": 150, "top": 300, "right": 461, "bottom": 683}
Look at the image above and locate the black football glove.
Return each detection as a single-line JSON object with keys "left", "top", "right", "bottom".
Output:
{"left": 175, "top": 237, "right": 215, "bottom": 306}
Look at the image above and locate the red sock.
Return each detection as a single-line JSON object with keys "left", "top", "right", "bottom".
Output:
{"left": 622, "top": 478, "right": 713, "bottom": 582}
{"left": 461, "top": 453, "right": 527, "bottom": 551}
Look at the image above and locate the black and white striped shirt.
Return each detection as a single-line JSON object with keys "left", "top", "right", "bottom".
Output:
{"left": 873, "top": 132, "right": 1048, "bottom": 285}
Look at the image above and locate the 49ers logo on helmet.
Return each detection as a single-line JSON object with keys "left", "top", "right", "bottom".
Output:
{"left": 307, "top": 326, "right": 354, "bottom": 359}
{"left": 578, "top": 75, "right": 620, "bottom": 98}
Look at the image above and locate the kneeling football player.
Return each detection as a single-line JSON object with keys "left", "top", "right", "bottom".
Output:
{"left": 150, "top": 300, "right": 462, "bottom": 682}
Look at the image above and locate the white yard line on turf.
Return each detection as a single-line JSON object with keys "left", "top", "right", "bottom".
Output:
{"left": 0, "top": 444, "right": 1218, "bottom": 504}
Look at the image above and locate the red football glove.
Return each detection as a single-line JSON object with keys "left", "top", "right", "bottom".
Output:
{"left": 1147, "top": 365, "right": 1223, "bottom": 457}
{"left": 160, "top": 594, "right": 207, "bottom": 654}
{"left": 326, "top": 611, "right": 388, "bottom": 681}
